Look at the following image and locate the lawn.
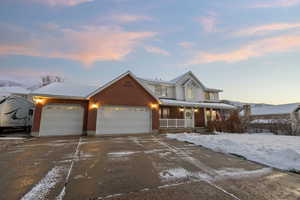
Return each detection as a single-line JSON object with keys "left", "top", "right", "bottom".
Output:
{"left": 167, "top": 133, "right": 300, "bottom": 172}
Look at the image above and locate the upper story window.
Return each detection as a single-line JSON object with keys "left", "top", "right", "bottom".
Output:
{"left": 205, "top": 92, "right": 219, "bottom": 101}
{"left": 187, "top": 87, "right": 193, "bottom": 99}
{"left": 205, "top": 92, "right": 210, "bottom": 100}
{"left": 155, "top": 85, "right": 168, "bottom": 97}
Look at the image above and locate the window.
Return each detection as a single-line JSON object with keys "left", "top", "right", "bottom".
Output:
{"left": 160, "top": 107, "right": 170, "bottom": 119}
{"left": 206, "top": 110, "right": 211, "bottom": 121}
{"left": 161, "top": 86, "right": 168, "bottom": 97}
{"left": 154, "top": 86, "right": 162, "bottom": 96}
{"left": 206, "top": 110, "right": 217, "bottom": 121}
{"left": 210, "top": 93, "right": 218, "bottom": 100}
{"left": 205, "top": 92, "right": 210, "bottom": 100}
{"left": 187, "top": 87, "right": 193, "bottom": 99}
{"left": 155, "top": 85, "right": 168, "bottom": 97}
{"left": 205, "top": 92, "right": 218, "bottom": 101}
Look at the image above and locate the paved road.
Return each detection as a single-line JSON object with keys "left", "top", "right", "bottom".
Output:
{"left": 0, "top": 135, "right": 299, "bottom": 200}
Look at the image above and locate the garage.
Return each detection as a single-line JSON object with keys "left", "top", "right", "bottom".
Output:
{"left": 96, "top": 106, "right": 151, "bottom": 135}
{"left": 39, "top": 104, "right": 84, "bottom": 136}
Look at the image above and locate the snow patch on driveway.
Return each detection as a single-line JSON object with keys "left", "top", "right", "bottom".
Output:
{"left": 107, "top": 151, "right": 138, "bottom": 157}
{"left": 167, "top": 133, "right": 300, "bottom": 171}
{"left": 21, "top": 166, "right": 65, "bottom": 200}
{"left": 159, "top": 167, "right": 272, "bottom": 183}
{"left": 159, "top": 168, "right": 190, "bottom": 181}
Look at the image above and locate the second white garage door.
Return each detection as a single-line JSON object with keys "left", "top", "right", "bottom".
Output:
{"left": 39, "top": 104, "right": 84, "bottom": 136}
{"left": 96, "top": 106, "right": 151, "bottom": 135}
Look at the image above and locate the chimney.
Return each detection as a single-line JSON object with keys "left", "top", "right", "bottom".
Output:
{"left": 243, "top": 104, "right": 251, "bottom": 118}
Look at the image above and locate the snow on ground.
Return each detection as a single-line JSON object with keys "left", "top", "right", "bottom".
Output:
{"left": 0, "top": 137, "right": 26, "bottom": 140}
{"left": 159, "top": 167, "right": 272, "bottom": 183}
{"left": 167, "top": 133, "right": 300, "bottom": 172}
{"left": 21, "top": 166, "right": 66, "bottom": 200}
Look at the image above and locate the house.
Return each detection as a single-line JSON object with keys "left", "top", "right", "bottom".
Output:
{"left": 29, "top": 71, "right": 235, "bottom": 137}
{"left": 0, "top": 86, "right": 31, "bottom": 99}
{"left": 241, "top": 103, "right": 300, "bottom": 135}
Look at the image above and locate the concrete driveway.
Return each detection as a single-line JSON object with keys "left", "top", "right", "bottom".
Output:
{"left": 0, "top": 135, "right": 299, "bottom": 200}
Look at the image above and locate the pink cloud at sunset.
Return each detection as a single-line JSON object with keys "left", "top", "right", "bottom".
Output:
{"left": 178, "top": 42, "right": 194, "bottom": 49}
{"left": 234, "top": 23, "right": 300, "bottom": 36}
{"left": 197, "top": 12, "right": 218, "bottom": 33}
{"left": 30, "top": 0, "right": 94, "bottom": 6}
{"left": 189, "top": 34, "right": 300, "bottom": 64}
{"left": 110, "top": 14, "right": 153, "bottom": 24}
{"left": 144, "top": 46, "right": 170, "bottom": 56}
{"left": 0, "top": 25, "right": 156, "bottom": 66}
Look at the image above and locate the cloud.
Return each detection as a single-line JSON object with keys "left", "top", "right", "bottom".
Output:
{"left": 189, "top": 34, "right": 300, "bottom": 64}
{"left": 0, "top": 24, "right": 156, "bottom": 66}
{"left": 252, "top": 0, "right": 300, "bottom": 8}
{"left": 144, "top": 46, "right": 170, "bottom": 56}
{"left": 178, "top": 42, "right": 194, "bottom": 49}
{"left": 197, "top": 12, "right": 218, "bottom": 33}
{"left": 234, "top": 23, "right": 300, "bottom": 36}
{"left": 30, "top": 0, "right": 94, "bottom": 6}
{"left": 110, "top": 14, "right": 153, "bottom": 24}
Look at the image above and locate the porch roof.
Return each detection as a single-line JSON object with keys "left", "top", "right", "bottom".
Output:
{"left": 160, "top": 99, "right": 236, "bottom": 110}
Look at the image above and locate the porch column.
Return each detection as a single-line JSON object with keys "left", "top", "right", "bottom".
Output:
{"left": 204, "top": 108, "right": 207, "bottom": 127}
{"left": 184, "top": 107, "right": 186, "bottom": 128}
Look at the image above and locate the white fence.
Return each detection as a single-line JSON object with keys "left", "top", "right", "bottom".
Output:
{"left": 159, "top": 119, "right": 193, "bottom": 128}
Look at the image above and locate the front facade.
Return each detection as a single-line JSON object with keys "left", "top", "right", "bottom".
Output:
{"left": 139, "top": 71, "right": 235, "bottom": 132}
{"left": 30, "top": 71, "right": 235, "bottom": 137}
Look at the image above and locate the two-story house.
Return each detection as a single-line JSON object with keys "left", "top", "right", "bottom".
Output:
{"left": 138, "top": 71, "right": 235, "bottom": 131}
{"left": 29, "top": 71, "right": 235, "bottom": 137}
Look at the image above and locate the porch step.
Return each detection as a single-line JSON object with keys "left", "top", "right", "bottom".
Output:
{"left": 159, "top": 128, "right": 194, "bottom": 134}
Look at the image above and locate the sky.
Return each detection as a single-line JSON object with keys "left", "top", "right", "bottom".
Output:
{"left": 0, "top": 0, "right": 299, "bottom": 104}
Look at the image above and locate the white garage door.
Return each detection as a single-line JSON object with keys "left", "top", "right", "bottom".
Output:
{"left": 39, "top": 104, "right": 84, "bottom": 136}
{"left": 96, "top": 106, "right": 151, "bottom": 135}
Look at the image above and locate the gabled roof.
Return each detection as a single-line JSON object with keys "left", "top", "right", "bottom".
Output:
{"left": 86, "top": 71, "right": 160, "bottom": 103}
{"left": 139, "top": 71, "right": 222, "bottom": 92}
{"left": 0, "top": 87, "right": 30, "bottom": 96}
{"left": 31, "top": 82, "right": 97, "bottom": 99}
{"left": 171, "top": 71, "right": 222, "bottom": 92}
{"left": 137, "top": 77, "right": 174, "bottom": 86}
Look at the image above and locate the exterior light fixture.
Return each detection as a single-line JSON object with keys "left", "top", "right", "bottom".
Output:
{"left": 150, "top": 103, "right": 158, "bottom": 109}
{"left": 194, "top": 109, "right": 199, "bottom": 112}
{"left": 179, "top": 108, "right": 184, "bottom": 112}
{"left": 33, "top": 97, "right": 44, "bottom": 105}
{"left": 91, "top": 103, "right": 99, "bottom": 109}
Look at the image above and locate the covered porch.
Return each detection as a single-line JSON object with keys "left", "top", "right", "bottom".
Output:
{"left": 158, "top": 99, "right": 236, "bottom": 131}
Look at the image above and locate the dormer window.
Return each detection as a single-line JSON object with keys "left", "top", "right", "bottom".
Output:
{"left": 187, "top": 87, "right": 193, "bottom": 99}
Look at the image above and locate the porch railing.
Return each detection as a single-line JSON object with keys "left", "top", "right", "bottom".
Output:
{"left": 159, "top": 119, "right": 193, "bottom": 128}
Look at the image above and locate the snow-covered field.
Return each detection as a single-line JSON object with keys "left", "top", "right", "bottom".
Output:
{"left": 167, "top": 133, "right": 300, "bottom": 172}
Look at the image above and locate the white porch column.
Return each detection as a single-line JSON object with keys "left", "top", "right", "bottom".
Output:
{"left": 184, "top": 106, "right": 186, "bottom": 128}
{"left": 204, "top": 108, "right": 208, "bottom": 127}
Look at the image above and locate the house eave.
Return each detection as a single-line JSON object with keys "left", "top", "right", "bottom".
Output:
{"left": 160, "top": 99, "right": 236, "bottom": 110}
{"left": 30, "top": 93, "right": 87, "bottom": 100}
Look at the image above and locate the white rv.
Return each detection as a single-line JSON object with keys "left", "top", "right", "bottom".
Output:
{"left": 0, "top": 95, "right": 34, "bottom": 133}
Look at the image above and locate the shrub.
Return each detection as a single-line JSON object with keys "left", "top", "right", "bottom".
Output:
{"left": 208, "top": 110, "right": 246, "bottom": 133}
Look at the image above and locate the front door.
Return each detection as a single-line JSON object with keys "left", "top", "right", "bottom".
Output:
{"left": 185, "top": 109, "right": 194, "bottom": 128}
